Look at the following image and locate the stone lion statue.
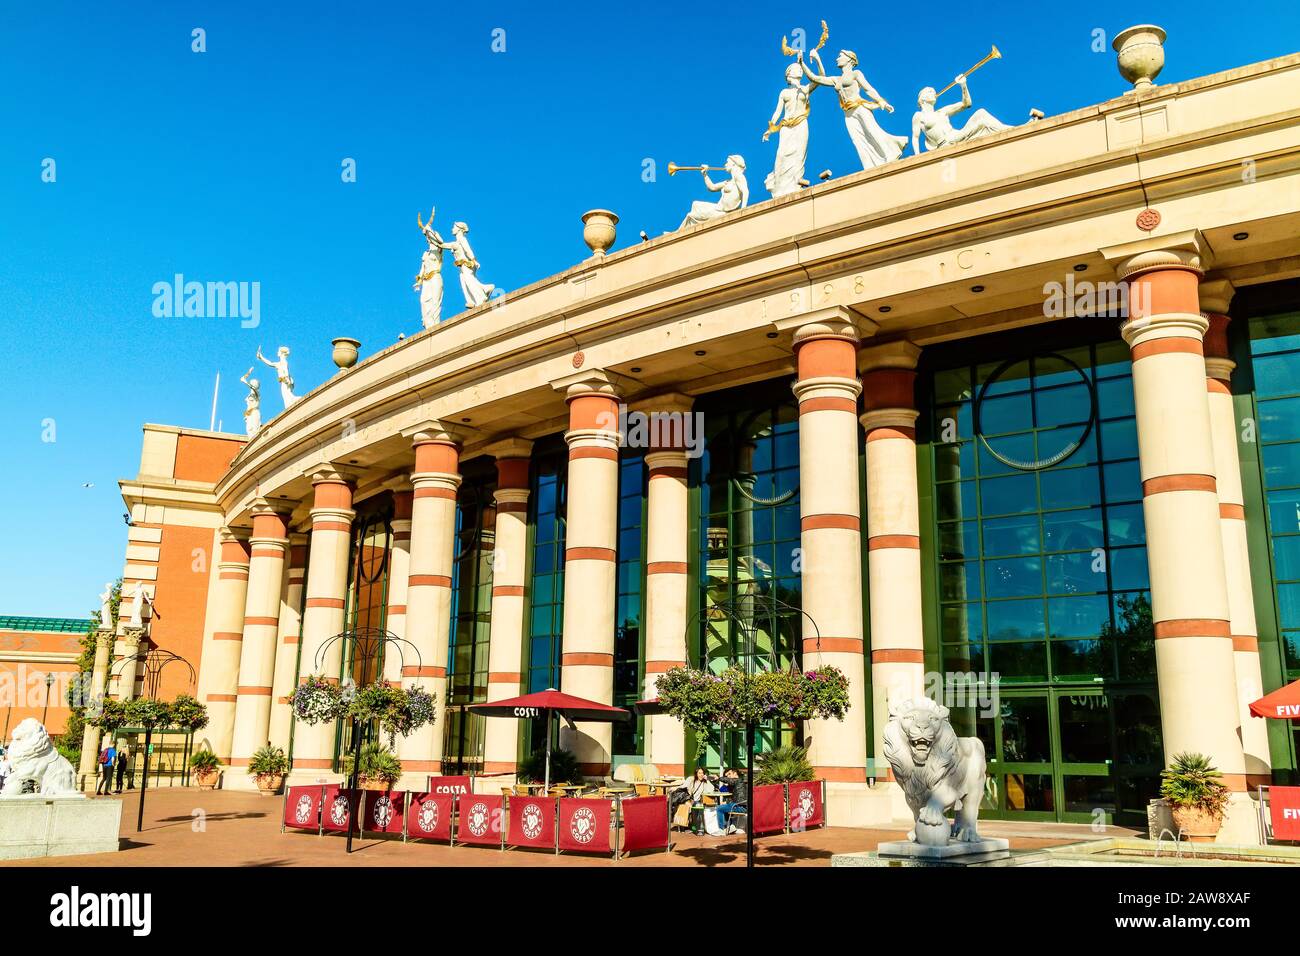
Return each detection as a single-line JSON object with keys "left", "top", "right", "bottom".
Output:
{"left": 881, "top": 697, "right": 986, "bottom": 845}
{"left": 2, "top": 718, "right": 78, "bottom": 796}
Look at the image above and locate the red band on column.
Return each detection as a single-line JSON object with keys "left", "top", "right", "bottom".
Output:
{"left": 862, "top": 368, "right": 917, "bottom": 411}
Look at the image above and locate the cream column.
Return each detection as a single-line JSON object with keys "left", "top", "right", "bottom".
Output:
{"left": 228, "top": 503, "right": 292, "bottom": 786}
{"left": 481, "top": 439, "right": 534, "bottom": 780}
{"left": 859, "top": 341, "right": 926, "bottom": 782}
{"left": 778, "top": 307, "right": 872, "bottom": 813}
{"left": 287, "top": 470, "right": 355, "bottom": 783}
{"left": 268, "top": 532, "right": 308, "bottom": 751}
{"left": 1202, "top": 278, "right": 1272, "bottom": 787}
{"left": 198, "top": 528, "right": 250, "bottom": 761}
{"left": 398, "top": 425, "right": 462, "bottom": 785}
{"left": 77, "top": 628, "right": 114, "bottom": 785}
{"left": 1107, "top": 236, "right": 1255, "bottom": 842}
{"left": 383, "top": 486, "right": 414, "bottom": 685}
{"left": 639, "top": 395, "right": 693, "bottom": 779}
{"left": 554, "top": 371, "right": 624, "bottom": 777}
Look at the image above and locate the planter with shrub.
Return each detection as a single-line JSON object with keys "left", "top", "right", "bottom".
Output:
{"left": 1160, "top": 752, "right": 1230, "bottom": 842}
{"left": 248, "top": 745, "right": 288, "bottom": 795}
{"left": 189, "top": 749, "right": 221, "bottom": 790}
{"left": 341, "top": 742, "right": 403, "bottom": 791}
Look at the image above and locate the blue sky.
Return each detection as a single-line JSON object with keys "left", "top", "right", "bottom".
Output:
{"left": 3, "top": 1, "right": 1298, "bottom": 616}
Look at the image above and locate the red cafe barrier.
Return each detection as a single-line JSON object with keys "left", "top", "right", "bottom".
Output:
{"left": 362, "top": 790, "right": 406, "bottom": 835}
{"left": 507, "top": 795, "right": 556, "bottom": 850}
{"left": 283, "top": 785, "right": 325, "bottom": 832}
{"left": 1269, "top": 786, "right": 1300, "bottom": 841}
{"left": 557, "top": 797, "right": 613, "bottom": 856}
{"left": 426, "top": 774, "right": 472, "bottom": 797}
{"left": 788, "top": 780, "right": 825, "bottom": 831}
{"left": 407, "top": 791, "right": 454, "bottom": 843}
{"left": 456, "top": 794, "right": 505, "bottom": 847}
{"left": 749, "top": 783, "right": 787, "bottom": 835}
{"left": 619, "top": 795, "right": 670, "bottom": 857}
{"left": 320, "top": 786, "right": 361, "bottom": 834}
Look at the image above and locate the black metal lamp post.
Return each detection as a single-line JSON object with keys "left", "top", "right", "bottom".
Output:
{"left": 41, "top": 672, "right": 55, "bottom": 726}
{"left": 108, "top": 647, "right": 196, "bottom": 832}
{"left": 308, "top": 626, "right": 422, "bottom": 854}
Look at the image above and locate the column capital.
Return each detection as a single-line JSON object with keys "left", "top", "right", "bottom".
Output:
{"left": 303, "top": 464, "right": 360, "bottom": 487}
{"left": 483, "top": 436, "right": 534, "bottom": 460}
{"left": 772, "top": 305, "right": 878, "bottom": 348}
{"left": 550, "top": 368, "right": 633, "bottom": 402}
{"left": 402, "top": 419, "right": 474, "bottom": 448}
{"left": 249, "top": 496, "right": 294, "bottom": 517}
{"left": 219, "top": 525, "right": 251, "bottom": 544}
{"left": 1099, "top": 229, "right": 1211, "bottom": 281}
{"left": 1199, "top": 277, "right": 1236, "bottom": 316}
{"left": 858, "top": 340, "right": 921, "bottom": 374}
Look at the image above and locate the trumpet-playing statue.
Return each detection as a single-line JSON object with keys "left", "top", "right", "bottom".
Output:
{"left": 240, "top": 367, "right": 261, "bottom": 436}
{"left": 415, "top": 207, "right": 452, "bottom": 329}
{"left": 679, "top": 155, "right": 749, "bottom": 229}
{"left": 256, "top": 345, "right": 299, "bottom": 410}
{"left": 763, "top": 63, "right": 816, "bottom": 198}
{"left": 446, "top": 222, "right": 496, "bottom": 309}
{"left": 912, "top": 74, "right": 1037, "bottom": 153}
{"left": 800, "top": 49, "right": 906, "bottom": 170}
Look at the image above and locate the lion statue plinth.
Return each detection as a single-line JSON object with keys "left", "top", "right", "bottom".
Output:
{"left": 2, "top": 718, "right": 79, "bottom": 797}
{"left": 881, "top": 697, "right": 989, "bottom": 849}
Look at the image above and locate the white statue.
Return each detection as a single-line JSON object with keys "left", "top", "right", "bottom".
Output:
{"left": 799, "top": 49, "right": 906, "bottom": 170}
{"left": 679, "top": 155, "right": 749, "bottom": 229}
{"left": 126, "top": 581, "right": 148, "bottom": 629}
{"left": 2, "top": 719, "right": 78, "bottom": 796}
{"left": 414, "top": 207, "right": 453, "bottom": 328}
{"left": 256, "top": 345, "right": 299, "bottom": 410}
{"left": 882, "top": 697, "right": 988, "bottom": 846}
{"left": 912, "top": 74, "right": 1035, "bottom": 153}
{"left": 98, "top": 582, "right": 114, "bottom": 631}
{"left": 445, "top": 222, "right": 496, "bottom": 309}
{"left": 240, "top": 368, "right": 261, "bottom": 436}
{"left": 763, "top": 63, "right": 816, "bottom": 198}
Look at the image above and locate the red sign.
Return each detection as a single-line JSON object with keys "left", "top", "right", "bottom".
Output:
{"left": 1270, "top": 786, "right": 1300, "bottom": 841}
{"left": 750, "top": 783, "right": 787, "bottom": 835}
{"left": 426, "top": 774, "right": 472, "bottom": 796}
{"left": 558, "top": 798, "right": 612, "bottom": 855}
{"left": 620, "top": 795, "right": 670, "bottom": 855}
{"left": 508, "top": 796, "right": 556, "bottom": 849}
{"left": 283, "top": 785, "right": 324, "bottom": 831}
{"left": 362, "top": 790, "right": 406, "bottom": 834}
{"left": 456, "top": 794, "right": 505, "bottom": 846}
{"left": 407, "top": 792, "right": 454, "bottom": 842}
{"left": 320, "top": 786, "right": 360, "bottom": 833}
{"left": 788, "top": 781, "right": 824, "bottom": 830}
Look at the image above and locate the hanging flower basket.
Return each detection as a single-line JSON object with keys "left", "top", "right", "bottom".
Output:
{"left": 287, "top": 675, "right": 347, "bottom": 725}
{"left": 348, "top": 682, "right": 437, "bottom": 746}
{"left": 656, "top": 664, "right": 851, "bottom": 754}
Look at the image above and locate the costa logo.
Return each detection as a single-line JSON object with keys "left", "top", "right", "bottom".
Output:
{"left": 329, "top": 795, "right": 350, "bottom": 827}
{"left": 467, "top": 801, "right": 491, "bottom": 837}
{"left": 795, "top": 787, "right": 815, "bottom": 822}
{"left": 372, "top": 795, "right": 394, "bottom": 829}
{"left": 294, "top": 794, "right": 314, "bottom": 824}
{"left": 569, "top": 806, "right": 596, "bottom": 844}
{"left": 520, "top": 803, "right": 544, "bottom": 840}
{"left": 417, "top": 800, "right": 439, "bottom": 833}
{"left": 513, "top": 707, "right": 540, "bottom": 718}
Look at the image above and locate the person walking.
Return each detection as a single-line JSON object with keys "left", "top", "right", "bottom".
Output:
{"left": 95, "top": 741, "right": 116, "bottom": 795}
{"left": 114, "top": 743, "right": 131, "bottom": 793}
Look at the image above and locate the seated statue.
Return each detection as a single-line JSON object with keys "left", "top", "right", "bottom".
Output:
{"left": 2, "top": 718, "right": 78, "bottom": 796}
{"left": 912, "top": 74, "right": 1042, "bottom": 153}
{"left": 680, "top": 155, "right": 749, "bottom": 229}
{"left": 881, "top": 697, "right": 987, "bottom": 845}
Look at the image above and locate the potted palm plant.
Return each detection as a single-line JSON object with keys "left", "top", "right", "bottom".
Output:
{"left": 189, "top": 749, "right": 221, "bottom": 790}
{"left": 342, "top": 742, "right": 403, "bottom": 791}
{"left": 247, "top": 745, "right": 288, "bottom": 796}
{"left": 1160, "top": 752, "right": 1231, "bottom": 842}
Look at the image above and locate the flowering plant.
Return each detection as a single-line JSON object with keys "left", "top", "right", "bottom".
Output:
{"left": 169, "top": 693, "right": 209, "bottom": 732}
{"left": 348, "top": 682, "right": 437, "bottom": 745}
{"left": 123, "top": 696, "right": 173, "bottom": 729}
{"left": 656, "top": 664, "right": 851, "bottom": 754}
{"left": 287, "top": 675, "right": 346, "bottom": 725}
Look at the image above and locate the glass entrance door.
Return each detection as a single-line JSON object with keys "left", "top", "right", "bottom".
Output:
{"left": 982, "top": 687, "right": 1115, "bottom": 823}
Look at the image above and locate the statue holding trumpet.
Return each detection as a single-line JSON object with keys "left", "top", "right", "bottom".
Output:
{"left": 911, "top": 46, "right": 1044, "bottom": 154}
{"left": 676, "top": 155, "right": 749, "bottom": 230}
{"left": 415, "top": 207, "right": 453, "bottom": 329}
{"left": 798, "top": 45, "right": 907, "bottom": 171}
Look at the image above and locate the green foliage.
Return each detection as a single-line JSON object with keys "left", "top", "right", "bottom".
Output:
{"left": 517, "top": 746, "right": 582, "bottom": 785}
{"left": 66, "top": 579, "right": 121, "bottom": 740}
{"left": 348, "top": 682, "right": 436, "bottom": 746}
{"left": 123, "top": 697, "right": 173, "bottom": 729}
{"left": 288, "top": 675, "right": 346, "bottom": 724}
{"left": 88, "top": 698, "right": 128, "bottom": 732}
{"left": 54, "top": 739, "right": 81, "bottom": 769}
{"left": 341, "top": 742, "right": 403, "bottom": 784}
{"left": 656, "top": 664, "right": 852, "bottom": 754}
{"left": 248, "top": 745, "right": 288, "bottom": 777}
{"left": 189, "top": 749, "right": 220, "bottom": 771}
{"left": 754, "top": 744, "right": 816, "bottom": 784}
{"left": 169, "top": 694, "right": 209, "bottom": 732}
{"left": 1160, "top": 752, "right": 1231, "bottom": 818}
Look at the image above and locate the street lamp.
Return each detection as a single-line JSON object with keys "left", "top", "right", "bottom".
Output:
{"left": 41, "top": 672, "right": 55, "bottom": 726}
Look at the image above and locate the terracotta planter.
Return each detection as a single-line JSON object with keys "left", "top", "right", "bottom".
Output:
{"left": 581, "top": 209, "right": 619, "bottom": 256}
{"left": 1112, "top": 24, "right": 1166, "bottom": 90}
{"left": 194, "top": 768, "right": 219, "bottom": 791}
{"left": 255, "top": 773, "right": 284, "bottom": 796}
{"left": 332, "top": 337, "right": 361, "bottom": 371}
{"left": 1171, "top": 805, "right": 1223, "bottom": 843}
{"left": 359, "top": 777, "right": 395, "bottom": 792}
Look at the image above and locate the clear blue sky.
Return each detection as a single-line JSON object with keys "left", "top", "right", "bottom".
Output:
{"left": 3, "top": 1, "right": 1297, "bottom": 616}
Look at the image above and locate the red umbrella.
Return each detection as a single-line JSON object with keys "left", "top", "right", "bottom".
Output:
{"left": 469, "top": 689, "right": 629, "bottom": 792}
{"left": 1249, "top": 678, "right": 1300, "bottom": 720}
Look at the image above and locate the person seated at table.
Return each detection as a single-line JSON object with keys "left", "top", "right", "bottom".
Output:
{"left": 714, "top": 767, "right": 748, "bottom": 835}
{"left": 674, "top": 766, "right": 717, "bottom": 833}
